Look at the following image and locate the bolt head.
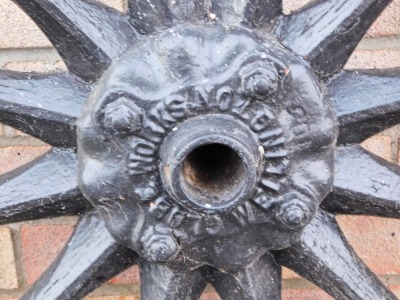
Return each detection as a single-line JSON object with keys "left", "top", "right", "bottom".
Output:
{"left": 145, "top": 234, "right": 179, "bottom": 262}
{"left": 241, "top": 62, "right": 279, "bottom": 100}
{"left": 276, "top": 194, "right": 312, "bottom": 230}
{"left": 135, "top": 181, "right": 158, "bottom": 201}
{"left": 103, "top": 97, "right": 142, "bottom": 137}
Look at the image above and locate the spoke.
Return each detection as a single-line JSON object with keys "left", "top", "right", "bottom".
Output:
{"left": 139, "top": 261, "right": 208, "bottom": 300}
{"left": 322, "top": 145, "right": 400, "bottom": 218}
{"left": 275, "top": 0, "right": 392, "bottom": 77}
{"left": 22, "top": 210, "right": 138, "bottom": 300}
{"left": 0, "top": 71, "right": 90, "bottom": 147}
{"left": 273, "top": 210, "right": 396, "bottom": 300}
{"left": 128, "top": 0, "right": 205, "bottom": 34}
{"left": 0, "top": 148, "right": 91, "bottom": 225}
{"left": 13, "top": 0, "right": 138, "bottom": 82}
{"left": 210, "top": 253, "right": 281, "bottom": 300}
{"left": 128, "top": 0, "right": 281, "bottom": 34}
{"left": 209, "top": 0, "right": 281, "bottom": 28}
{"left": 328, "top": 69, "right": 400, "bottom": 144}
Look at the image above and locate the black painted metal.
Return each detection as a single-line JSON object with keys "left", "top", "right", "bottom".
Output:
{"left": 207, "top": 0, "right": 282, "bottom": 28}
{"left": 210, "top": 253, "right": 281, "bottom": 300}
{"left": 275, "top": 0, "right": 392, "bottom": 77}
{"left": 13, "top": 0, "right": 138, "bottom": 82}
{"left": 329, "top": 69, "right": 400, "bottom": 144}
{"left": 22, "top": 211, "right": 138, "bottom": 300}
{"left": 273, "top": 211, "right": 397, "bottom": 299}
{"left": 0, "top": 0, "right": 399, "bottom": 299}
{"left": 139, "top": 262, "right": 208, "bottom": 299}
{"left": 77, "top": 24, "right": 336, "bottom": 271}
{"left": 323, "top": 145, "right": 400, "bottom": 218}
{"left": 0, "top": 148, "right": 91, "bottom": 224}
{"left": 128, "top": 0, "right": 281, "bottom": 34}
{"left": 0, "top": 71, "right": 90, "bottom": 147}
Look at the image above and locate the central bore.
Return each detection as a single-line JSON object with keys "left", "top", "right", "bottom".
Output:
{"left": 182, "top": 143, "right": 245, "bottom": 196}
{"left": 160, "top": 114, "right": 262, "bottom": 213}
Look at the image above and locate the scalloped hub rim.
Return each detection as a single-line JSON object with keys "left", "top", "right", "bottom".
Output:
{"left": 77, "top": 24, "right": 336, "bottom": 266}
{"left": 2, "top": 0, "right": 398, "bottom": 298}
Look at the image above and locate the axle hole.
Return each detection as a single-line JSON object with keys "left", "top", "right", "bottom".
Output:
{"left": 182, "top": 143, "right": 245, "bottom": 200}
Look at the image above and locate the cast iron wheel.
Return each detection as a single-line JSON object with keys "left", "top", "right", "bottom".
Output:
{"left": 1, "top": 0, "right": 400, "bottom": 299}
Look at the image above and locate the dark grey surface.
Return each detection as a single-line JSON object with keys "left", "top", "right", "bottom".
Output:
{"left": 0, "top": 71, "right": 90, "bottom": 147}
{"left": 13, "top": 0, "right": 138, "bottom": 82}
{"left": 276, "top": 0, "right": 392, "bottom": 77}
{"left": 22, "top": 210, "right": 138, "bottom": 300}
{"left": 0, "top": 148, "right": 91, "bottom": 224}
{"left": 139, "top": 261, "right": 208, "bottom": 300}
{"left": 77, "top": 24, "right": 336, "bottom": 270}
{"left": 323, "top": 145, "right": 400, "bottom": 218}
{"left": 329, "top": 69, "right": 400, "bottom": 144}
{"left": 274, "top": 211, "right": 397, "bottom": 299}
{"left": 0, "top": 0, "right": 398, "bottom": 299}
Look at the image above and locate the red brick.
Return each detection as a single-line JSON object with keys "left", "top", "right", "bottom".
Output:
{"left": 337, "top": 215, "right": 400, "bottom": 276}
{"left": 0, "top": 146, "right": 51, "bottom": 175}
{"left": 21, "top": 223, "right": 139, "bottom": 286}
{"left": 21, "top": 224, "right": 74, "bottom": 285}
{"left": 4, "top": 61, "right": 66, "bottom": 73}
{"left": 282, "top": 0, "right": 309, "bottom": 14}
{"left": 367, "top": 0, "right": 400, "bottom": 38}
{"left": 199, "top": 292, "right": 221, "bottom": 300}
{"left": 0, "top": 0, "right": 125, "bottom": 49}
{"left": 1, "top": 124, "right": 57, "bottom": 138}
{"left": 14, "top": 130, "right": 28, "bottom": 137}
{"left": 100, "top": 0, "right": 126, "bottom": 11}
{"left": 197, "top": 288, "right": 335, "bottom": 300}
{"left": 0, "top": 0, "right": 399, "bottom": 50}
{"left": 108, "top": 265, "right": 139, "bottom": 285}
{"left": 283, "top": 0, "right": 400, "bottom": 37}
{"left": 282, "top": 267, "right": 300, "bottom": 279}
{"left": 1, "top": 125, "right": 17, "bottom": 138}
{"left": 389, "top": 285, "right": 400, "bottom": 298}
{"left": 0, "top": 0, "right": 50, "bottom": 49}
{"left": 398, "top": 137, "right": 400, "bottom": 165}
{"left": 361, "top": 135, "right": 392, "bottom": 161}
{"left": 146, "top": 285, "right": 400, "bottom": 300}
{"left": 282, "top": 288, "right": 332, "bottom": 300}
{"left": 0, "top": 227, "right": 18, "bottom": 289}
{"left": 346, "top": 50, "right": 400, "bottom": 70}
{"left": 85, "top": 296, "right": 136, "bottom": 300}
{"left": 198, "top": 289, "right": 332, "bottom": 299}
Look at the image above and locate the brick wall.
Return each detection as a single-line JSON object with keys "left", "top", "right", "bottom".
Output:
{"left": 0, "top": 0, "right": 399, "bottom": 299}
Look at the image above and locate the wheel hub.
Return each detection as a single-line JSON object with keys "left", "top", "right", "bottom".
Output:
{"left": 77, "top": 24, "right": 336, "bottom": 268}
{"left": 160, "top": 114, "right": 262, "bottom": 213}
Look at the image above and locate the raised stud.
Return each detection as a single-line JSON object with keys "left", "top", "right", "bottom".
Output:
{"left": 276, "top": 194, "right": 312, "bottom": 229}
{"left": 102, "top": 97, "right": 142, "bottom": 137}
{"left": 143, "top": 233, "right": 179, "bottom": 262}
{"left": 241, "top": 61, "right": 279, "bottom": 100}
